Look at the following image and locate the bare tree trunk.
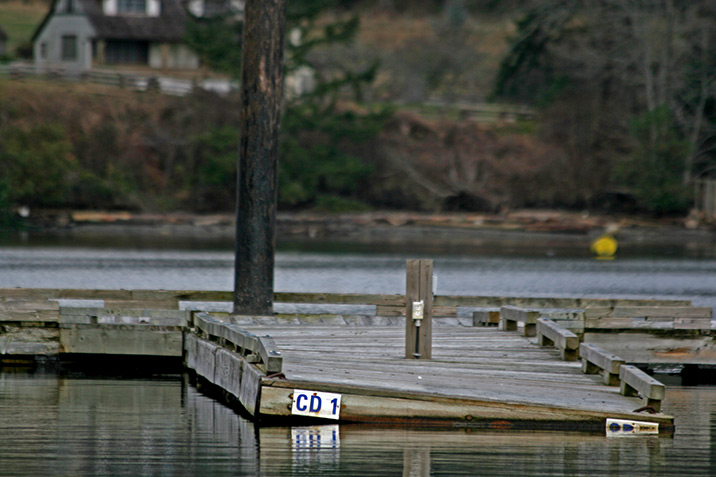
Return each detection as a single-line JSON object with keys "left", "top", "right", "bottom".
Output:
{"left": 683, "top": 26, "right": 713, "bottom": 186}
{"left": 233, "top": 0, "right": 287, "bottom": 316}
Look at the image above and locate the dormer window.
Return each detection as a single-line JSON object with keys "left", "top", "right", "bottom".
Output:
{"left": 117, "top": 0, "right": 147, "bottom": 14}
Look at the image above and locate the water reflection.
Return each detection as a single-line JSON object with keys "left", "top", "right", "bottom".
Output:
{"left": 0, "top": 372, "right": 258, "bottom": 476}
{"left": 1, "top": 372, "right": 715, "bottom": 476}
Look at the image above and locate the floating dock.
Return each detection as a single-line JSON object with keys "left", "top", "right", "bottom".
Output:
{"left": 186, "top": 314, "right": 674, "bottom": 433}
{"left": 4, "top": 273, "right": 708, "bottom": 434}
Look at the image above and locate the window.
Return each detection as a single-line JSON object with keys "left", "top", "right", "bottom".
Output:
{"left": 117, "top": 0, "right": 147, "bottom": 14}
{"left": 105, "top": 40, "right": 149, "bottom": 65}
{"left": 66, "top": 0, "right": 75, "bottom": 13}
{"left": 61, "top": 35, "right": 77, "bottom": 61}
{"left": 40, "top": 42, "right": 48, "bottom": 59}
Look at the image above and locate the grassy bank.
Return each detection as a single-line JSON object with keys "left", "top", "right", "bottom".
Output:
{"left": 0, "top": 0, "right": 48, "bottom": 56}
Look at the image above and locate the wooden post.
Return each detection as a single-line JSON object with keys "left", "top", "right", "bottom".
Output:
{"left": 233, "top": 0, "right": 287, "bottom": 316}
{"left": 405, "top": 259, "right": 433, "bottom": 359}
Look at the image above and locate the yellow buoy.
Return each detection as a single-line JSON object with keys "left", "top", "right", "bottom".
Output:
{"left": 590, "top": 234, "right": 618, "bottom": 259}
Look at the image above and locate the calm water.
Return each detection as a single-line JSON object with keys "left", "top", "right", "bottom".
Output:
{"left": 0, "top": 373, "right": 715, "bottom": 476}
{"left": 2, "top": 234, "right": 716, "bottom": 475}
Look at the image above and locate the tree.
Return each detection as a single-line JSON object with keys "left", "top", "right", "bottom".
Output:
{"left": 494, "top": 0, "right": 716, "bottom": 213}
{"left": 185, "top": 0, "right": 391, "bottom": 211}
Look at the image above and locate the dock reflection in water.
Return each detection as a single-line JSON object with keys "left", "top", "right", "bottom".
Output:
{"left": 1, "top": 371, "right": 715, "bottom": 476}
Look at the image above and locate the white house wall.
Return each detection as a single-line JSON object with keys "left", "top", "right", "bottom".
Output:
{"left": 102, "top": 0, "right": 160, "bottom": 16}
{"left": 102, "top": 0, "right": 117, "bottom": 15}
{"left": 34, "top": 14, "right": 95, "bottom": 70}
{"left": 147, "top": 0, "right": 161, "bottom": 16}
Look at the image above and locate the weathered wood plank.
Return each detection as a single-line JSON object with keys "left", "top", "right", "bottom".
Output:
{"left": 256, "top": 335, "right": 283, "bottom": 374}
{"left": 434, "top": 295, "right": 690, "bottom": 308}
{"left": 194, "top": 313, "right": 280, "bottom": 372}
{"left": 536, "top": 318, "right": 580, "bottom": 361}
{"left": 215, "top": 347, "right": 243, "bottom": 398}
{"left": 194, "top": 336, "right": 219, "bottom": 383}
{"left": 584, "top": 306, "right": 712, "bottom": 330}
{"left": 260, "top": 379, "right": 673, "bottom": 431}
{"left": 59, "top": 326, "right": 183, "bottom": 356}
{"left": 244, "top": 322, "right": 672, "bottom": 426}
{"left": 500, "top": 306, "right": 538, "bottom": 337}
{"left": 619, "top": 365, "right": 666, "bottom": 412}
{"left": 241, "top": 360, "right": 263, "bottom": 416}
{"left": 473, "top": 310, "right": 500, "bottom": 327}
{"left": 184, "top": 332, "right": 198, "bottom": 369}
{"left": 579, "top": 343, "right": 625, "bottom": 386}
{"left": 102, "top": 300, "right": 180, "bottom": 309}
{"left": 584, "top": 332, "right": 716, "bottom": 365}
{"left": 59, "top": 307, "right": 189, "bottom": 326}
{"left": 0, "top": 298, "right": 60, "bottom": 322}
{"left": 405, "top": 259, "right": 433, "bottom": 359}
{"left": 0, "top": 339, "right": 60, "bottom": 355}
{"left": 275, "top": 292, "right": 405, "bottom": 306}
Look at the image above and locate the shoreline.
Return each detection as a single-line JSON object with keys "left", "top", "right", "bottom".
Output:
{"left": 8, "top": 209, "right": 716, "bottom": 252}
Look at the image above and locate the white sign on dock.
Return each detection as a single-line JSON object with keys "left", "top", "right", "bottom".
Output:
{"left": 606, "top": 418, "right": 659, "bottom": 436}
{"left": 292, "top": 389, "right": 342, "bottom": 420}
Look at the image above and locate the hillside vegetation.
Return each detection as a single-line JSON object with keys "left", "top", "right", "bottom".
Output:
{"left": 1, "top": 0, "right": 715, "bottom": 223}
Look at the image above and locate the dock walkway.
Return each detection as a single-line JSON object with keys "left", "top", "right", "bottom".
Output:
{"left": 238, "top": 319, "right": 673, "bottom": 431}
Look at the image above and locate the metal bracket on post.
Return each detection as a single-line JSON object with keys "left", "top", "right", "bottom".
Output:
{"left": 412, "top": 300, "right": 424, "bottom": 358}
{"left": 405, "top": 260, "right": 433, "bottom": 359}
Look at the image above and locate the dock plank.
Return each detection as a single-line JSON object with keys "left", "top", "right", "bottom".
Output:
{"left": 243, "top": 323, "right": 672, "bottom": 429}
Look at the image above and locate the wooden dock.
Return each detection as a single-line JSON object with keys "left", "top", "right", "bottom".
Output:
{"left": 3, "top": 278, "right": 704, "bottom": 434}
{"left": 234, "top": 317, "right": 674, "bottom": 432}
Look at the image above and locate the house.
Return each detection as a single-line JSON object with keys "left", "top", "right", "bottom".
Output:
{"left": 32, "top": 0, "right": 234, "bottom": 71}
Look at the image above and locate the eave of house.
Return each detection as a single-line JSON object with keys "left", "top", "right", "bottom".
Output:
{"left": 32, "top": 0, "right": 190, "bottom": 44}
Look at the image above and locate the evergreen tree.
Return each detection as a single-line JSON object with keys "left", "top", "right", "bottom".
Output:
{"left": 185, "top": 0, "right": 392, "bottom": 210}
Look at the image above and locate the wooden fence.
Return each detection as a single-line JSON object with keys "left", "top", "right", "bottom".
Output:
{"left": 0, "top": 64, "right": 229, "bottom": 96}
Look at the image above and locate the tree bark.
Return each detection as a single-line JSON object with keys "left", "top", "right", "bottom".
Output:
{"left": 233, "top": 0, "right": 287, "bottom": 316}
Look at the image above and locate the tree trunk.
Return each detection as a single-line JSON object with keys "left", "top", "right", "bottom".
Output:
{"left": 233, "top": 0, "right": 287, "bottom": 316}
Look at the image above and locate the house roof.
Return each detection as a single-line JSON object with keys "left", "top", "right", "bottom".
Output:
{"left": 80, "top": 0, "right": 189, "bottom": 42}
{"left": 33, "top": 0, "right": 190, "bottom": 43}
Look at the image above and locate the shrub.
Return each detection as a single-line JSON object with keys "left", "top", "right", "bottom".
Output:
{"left": 0, "top": 123, "right": 77, "bottom": 207}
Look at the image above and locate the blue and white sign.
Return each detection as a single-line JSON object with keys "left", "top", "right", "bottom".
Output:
{"left": 606, "top": 418, "right": 659, "bottom": 436}
{"left": 291, "top": 389, "right": 342, "bottom": 420}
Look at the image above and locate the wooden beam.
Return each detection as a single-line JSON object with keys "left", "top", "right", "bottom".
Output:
{"left": 473, "top": 309, "right": 500, "bottom": 327}
{"left": 579, "top": 343, "right": 625, "bottom": 386}
{"left": 405, "top": 259, "right": 433, "bottom": 359}
{"left": 194, "top": 312, "right": 282, "bottom": 373}
{"left": 584, "top": 306, "right": 712, "bottom": 330}
{"left": 619, "top": 365, "right": 666, "bottom": 412}
{"left": 536, "top": 318, "right": 579, "bottom": 361}
{"left": 500, "top": 306, "right": 538, "bottom": 337}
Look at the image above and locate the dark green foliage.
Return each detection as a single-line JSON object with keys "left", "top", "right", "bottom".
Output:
{"left": 0, "top": 124, "right": 77, "bottom": 207}
{"left": 0, "top": 177, "right": 17, "bottom": 227}
{"left": 493, "top": 1, "right": 716, "bottom": 214}
{"left": 614, "top": 107, "right": 691, "bottom": 214}
{"left": 279, "top": 103, "right": 390, "bottom": 208}
{"left": 492, "top": 3, "right": 573, "bottom": 103}
{"left": 191, "top": 126, "right": 238, "bottom": 211}
{"left": 185, "top": 16, "right": 243, "bottom": 77}
{"left": 183, "top": 0, "right": 390, "bottom": 212}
